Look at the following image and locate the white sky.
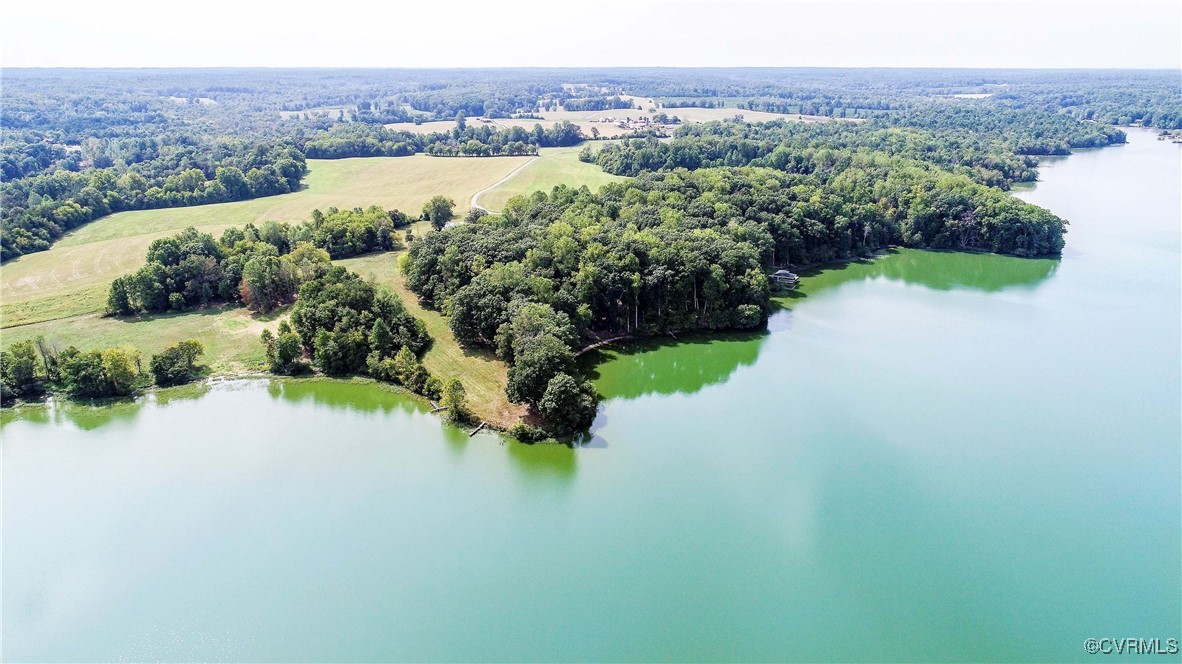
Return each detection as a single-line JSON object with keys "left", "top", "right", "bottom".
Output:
{"left": 2, "top": 0, "right": 1179, "bottom": 69}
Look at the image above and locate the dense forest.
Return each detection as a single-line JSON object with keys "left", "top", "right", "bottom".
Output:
{"left": 583, "top": 111, "right": 1123, "bottom": 189}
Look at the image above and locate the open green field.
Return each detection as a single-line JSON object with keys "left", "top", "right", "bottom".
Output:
{"left": 1, "top": 155, "right": 532, "bottom": 327}
{"left": 475, "top": 147, "right": 626, "bottom": 212}
{"left": 0, "top": 304, "right": 280, "bottom": 375}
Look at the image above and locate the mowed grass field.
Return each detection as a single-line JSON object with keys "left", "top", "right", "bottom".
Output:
{"left": 476, "top": 148, "right": 626, "bottom": 212}
{"left": 1, "top": 304, "right": 281, "bottom": 374}
{"left": 1, "top": 155, "right": 532, "bottom": 327}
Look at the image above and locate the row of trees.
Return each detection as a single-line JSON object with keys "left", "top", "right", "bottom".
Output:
{"left": 302, "top": 122, "right": 584, "bottom": 160}
{"left": 585, "top": 117, "right": 1100, "bottom": 189}
{"left": 1, "top": 337, "right": 205, "bottom": 403}
{"left": 1, "top": 143, "right": 307, "bottom": 261}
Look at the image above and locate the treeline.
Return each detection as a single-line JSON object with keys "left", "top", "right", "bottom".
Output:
{"left": 573, "top": 161, "right": 1064, "bottom": 257}
{"left": 107, "top": 206, "right": 409, "bottom": 316}
{"left": 558, "top": 96, "right": 637, "bottom": 112}
{"left": 584, "top": 107, "right": 1127, "bottom": 191}
{"left": 1, "top": 142, "right": 307, "bottom": 261}
{"left": 303, "top": 121, "right": 584, "bottom": 160}
{"left": 886, "top": 104, "right": 1126, "bottom": 155}
{"left": 588, "top": 120, "right": 1049, "bottom": 189}
{"left": 1, "top": 336, "right": 206, "bottom": 403}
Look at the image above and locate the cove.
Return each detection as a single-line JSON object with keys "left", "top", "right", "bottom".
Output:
{"left": 2, "top": 128, "right": 1179, "bottom": 662}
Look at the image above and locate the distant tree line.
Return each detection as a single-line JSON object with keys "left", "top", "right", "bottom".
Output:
{"left": 303, "top": 122, "right": 584, "bottom": 159}
{"left": 559, "top": 96, "right": 637, "bottom": 112}
{"left": 885, "top": 104, "right": 1127, "bottom": 155}
{"left": 587, "top": 120, "right": 1049, "bottom": 188}
{"left": 1, "top": 142, "right": 307, "bottom": 261}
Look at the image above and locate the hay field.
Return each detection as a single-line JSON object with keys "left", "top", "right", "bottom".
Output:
{"left": 476, "top": 148, "right": 626, "bottom": 212}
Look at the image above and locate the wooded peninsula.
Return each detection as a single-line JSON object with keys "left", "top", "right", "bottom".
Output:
{"left": 2, "top": 68, "right": 1177, "bottom": 437}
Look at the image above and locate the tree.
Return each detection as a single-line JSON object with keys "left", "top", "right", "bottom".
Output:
{"left": 261, "top": 321, "right": 304, "bottom": 375}
{"left": 149, "top": 339, "right": 205, "bottom": 386}
{"left": 537, "top": 372, "right": 599, "bottom": 434}
{"left": 369, "top": 319, "right": 395, "bottom": 359}
{"left": 240, "top": 254, "right": 296, "bottom": 313}
{"left": 59, "top": 346, "right": 141, "bottom": 397}
{"left": 440, "top": 378, "right": 467, "bottom": 421}
{"left": 391, "top": 345, "right": 428, "bottom": 391}
{"left": 1, "top": 340, "right": 42, "bottom": 397}
{"left": 422, "top": 195, "right": 456, "bottom": 230}
{"left": 506, "top": 334, "right": 574, "bottom": 405}
{"left": 101, "top": 348, "right": 141, "bottom": 396}
{"left": 107, "top": 276, "right": 133, "bottom": 315}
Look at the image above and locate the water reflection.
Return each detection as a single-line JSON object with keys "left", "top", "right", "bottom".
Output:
{"left": 1, "top": 383, "right": 213, "bottom": 432}
{"left": 789, "top": 248, "right": 1059, "bottom": 301}
{"left": 584, "top": 330, "right": 766, "bottom": 401}
{"left": 266, "top": 377, "right": 425, "bottom": 416}
{"left": 505, "top": 439, "right": 578, "bottom": 486}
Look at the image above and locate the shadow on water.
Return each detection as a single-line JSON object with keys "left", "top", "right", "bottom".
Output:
{"left": 786, "top": 248, "right": 1060, "bottom": 303}
{"left": 582, "top": 329, "right": 767, "bottom": 401}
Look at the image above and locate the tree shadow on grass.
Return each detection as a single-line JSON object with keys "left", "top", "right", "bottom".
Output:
{"left": 105, "top": 301, "right": 293, "bottom": 327}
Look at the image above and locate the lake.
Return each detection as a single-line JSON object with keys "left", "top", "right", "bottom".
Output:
{"left": 3, "top": 128, "right": 1178, "bottom": 662}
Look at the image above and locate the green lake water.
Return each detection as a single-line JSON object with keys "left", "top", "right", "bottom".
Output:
{"left": 2, "top": 128, "right": 1179, "bottom": 662}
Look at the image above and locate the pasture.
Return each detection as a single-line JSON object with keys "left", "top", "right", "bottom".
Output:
{"left": 475, "top": 147, "right": 626, "bottom": 212}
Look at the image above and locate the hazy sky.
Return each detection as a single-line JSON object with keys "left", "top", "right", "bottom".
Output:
{"left": 3, "top": 0, "right": 1179, "bottom": 69}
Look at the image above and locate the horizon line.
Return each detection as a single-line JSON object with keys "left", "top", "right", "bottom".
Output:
{"left": 4, "top": 65, "right": 1180, "bottom": 72}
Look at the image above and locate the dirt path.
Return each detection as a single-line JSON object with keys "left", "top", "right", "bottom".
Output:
{"left": 469, "top": 155, "right": 540, "bottom": 213}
